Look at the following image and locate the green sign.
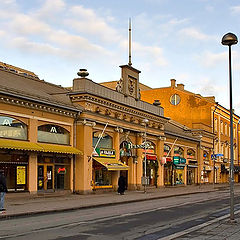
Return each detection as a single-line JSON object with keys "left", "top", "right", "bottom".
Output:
{"left": 173, "top": 156, "right": 180, "bottom": 164}
{"left": 180, "top": 158, "right": 186, "bottom": 164}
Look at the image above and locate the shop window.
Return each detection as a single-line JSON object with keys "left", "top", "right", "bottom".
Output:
{"left": 38, "top": 124, "right": 70, "bottom": 145}
{"left": 120, "top": 141, "right": 132, "bottom": 157}
{"left": 0, "top": 116, "right": 27, "bottom": 140}
{"left": 92, "top": 132, "right": 112, "bottom": 149}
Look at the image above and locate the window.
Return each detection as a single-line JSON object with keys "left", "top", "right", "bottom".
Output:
{"left": 92, "top": 132, "right": 112, "bottom": 149}
{"left": 187, "top": 149, "right": 195, "bottom": 159}
{"left": 220, "top": 121, "right": 223, "bottom": 134}
{"left": 174, "top": 146, "right": 184, "bottom": 157}
{"left": 164, "top": 144, "right": 171, "bottom": 156}
{"left": 233, "top": 127, "right": 236, "bottom": 139}
{"left": 38, "top": 124, "right": 70, "bottom": 145}
{"left": 0, "top": 116, "right": 27, "bottom": 140}
{"left": 214, "top": 118, "right": 218, "bottom": 133}
{"left": 170, "top": 94, "right": 181, "bottom": 105}
{"left": 225, "top": 123, "right": 228, "bottom": 136}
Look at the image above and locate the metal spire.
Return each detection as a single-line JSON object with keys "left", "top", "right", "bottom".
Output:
{"left": 128, "top": 18, "right": 132, "bottom": 66}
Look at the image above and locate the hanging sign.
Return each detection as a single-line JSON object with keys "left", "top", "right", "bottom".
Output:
{"left": 57, "top": 167, "right": 66, "bottom": 174}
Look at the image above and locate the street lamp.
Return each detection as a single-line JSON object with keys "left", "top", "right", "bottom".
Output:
{"left": 142, "top": 118, "right": 149, "bottom": 193}
{"left": 222, "top": 32, "right": 238, "bottom": 221}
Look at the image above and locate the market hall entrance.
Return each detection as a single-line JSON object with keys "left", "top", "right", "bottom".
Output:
{"left": 37, "top": 164, "right": 54, "bottom": 191}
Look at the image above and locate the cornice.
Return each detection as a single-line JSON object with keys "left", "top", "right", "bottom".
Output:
{"left": 0, "top": 95, "right": 77, "bottom": 118}
{"left": 71, "top": 94, "right": 167, "bottom": 129}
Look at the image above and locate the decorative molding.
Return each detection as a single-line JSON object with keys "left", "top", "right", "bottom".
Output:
{"left": 0, "top": 95, "right": 76, "bottom": 118}
{"left": 78, "top": 119, "right": 96, "bottom": 127}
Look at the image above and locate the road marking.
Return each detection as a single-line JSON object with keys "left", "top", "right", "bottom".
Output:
{"left": 157, "top": 209, "right": 240, "bottom": 240}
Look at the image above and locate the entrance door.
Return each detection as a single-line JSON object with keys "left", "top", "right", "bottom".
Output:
{"left": 38, "top": 165, "right": 54, "bottom": 191}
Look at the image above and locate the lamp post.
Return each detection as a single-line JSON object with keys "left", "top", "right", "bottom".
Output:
{"left": 222, "top": 32, "right": 238, "bottom": 221}
{"left": 143, "top": 119, "right": 149, "bottom": 193}
{"left": 212, "top": 102, "right": 219, "bottom": 188}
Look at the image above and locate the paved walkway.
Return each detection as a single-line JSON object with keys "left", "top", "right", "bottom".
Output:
{"left": 1, "top": 183, "right": 240, "bottom": 239}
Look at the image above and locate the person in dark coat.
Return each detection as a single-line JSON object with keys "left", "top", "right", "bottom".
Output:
{"left": 118, "top": 175, "right": 126, "bottom": 195}
{"left": 0, "top": 169, "right": 7, "bottom": 211}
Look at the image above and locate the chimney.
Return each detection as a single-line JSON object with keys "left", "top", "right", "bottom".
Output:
{"left": 170, "top": 79, "right": 176, "bottom": 88}
{"left": 177, "top": 83, "right": 184, "bottom": 90}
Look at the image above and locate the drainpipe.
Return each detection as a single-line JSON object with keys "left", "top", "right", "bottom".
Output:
{"left": 212, "top": 102, "right": 219, "bottom": 188}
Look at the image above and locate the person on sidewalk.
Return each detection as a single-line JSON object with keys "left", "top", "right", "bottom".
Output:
{"left": 0, "top": 169, "right": 7, "bottom": 212}
{"left": 118, "top": 175, "right": 126, "bottom": 195}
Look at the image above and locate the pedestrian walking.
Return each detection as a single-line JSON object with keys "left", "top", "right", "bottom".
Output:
{"left": 118, "top": 175, "right": 126, "bottom": 195}
{"left": 0, "top": 169, "right": 7, "bottom": 212}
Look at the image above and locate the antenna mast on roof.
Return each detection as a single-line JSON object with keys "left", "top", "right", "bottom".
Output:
{"left": 128, "top": 18, "right": 132, "bottom": 66}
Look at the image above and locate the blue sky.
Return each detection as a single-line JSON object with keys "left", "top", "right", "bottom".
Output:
{"left": 0, "top": 0, "right": 240, "bottom": 115}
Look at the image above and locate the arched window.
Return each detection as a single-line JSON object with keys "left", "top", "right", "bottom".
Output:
{"left": 187, "top": 149, "right": 195, "bottom": 159}
{"left": 92, "top": 132, "right": 112, "bottom": 149}
{"left": 225, "top": 123, "right": 228, "bottom": 136}
{"left": 38, "top": 124, "right": 70, "bottom": 145}
{"left": 174, "top": 146, "right": 184, "bottom": 157}
{"left": 120, "top": 141, "right": 132, "bottom": 157}
{"left": 203, "top": 151, "right": 209, "bottom": 161}
{"left": 164, "top": 144, "right": 170, "bottom": 156}
{"left": 0, "top": 115, "right": 27, "bottom": 140}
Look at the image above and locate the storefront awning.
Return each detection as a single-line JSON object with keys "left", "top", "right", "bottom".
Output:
{"left": 0, "top": 138, "right": 43, "bottom": 152}
{"left": 37, "top": 143, "right": 82, "bottom": 155}
{"left": 93, "top": 158, "right": 129, "bottom": 171}
{"left": 0, "top": 139, "right": 82, "bottom": 155}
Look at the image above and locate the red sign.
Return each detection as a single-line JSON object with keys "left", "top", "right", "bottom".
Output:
{"left": 57, "top": 167, "right": 66, "bottom": 174}
{"left": 146, "top": 154, "right": 157, "bottom": 160}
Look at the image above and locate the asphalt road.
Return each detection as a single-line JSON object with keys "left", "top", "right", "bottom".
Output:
{"left": 1, "top": 190, "right": 240, "bottom": 240}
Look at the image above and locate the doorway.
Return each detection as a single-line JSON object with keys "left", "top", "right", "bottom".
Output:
{"left": 38, "top": 164, "right": 54, "bottom": 191}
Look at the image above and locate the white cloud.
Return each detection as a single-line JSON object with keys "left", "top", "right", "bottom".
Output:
{"left": 35, "top": 0, "right": 66, "bottom": 18}
{"left": 66, "top": 5, "right": 122, "bottom": 43}
{"left": 230, "top": 5, "right": 240, "bottom": 14}
{"left": 178, "top": 27, "right": 217, "bottom": 41}
{"left": 196, "top": 51, "right": 227, "bottom": 67}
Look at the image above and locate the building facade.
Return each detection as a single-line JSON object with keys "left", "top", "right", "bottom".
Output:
{"left": 141, "top": 79, "right": 240, "bottom": 184}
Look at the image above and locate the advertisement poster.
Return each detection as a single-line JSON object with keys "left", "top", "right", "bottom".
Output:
{"left": 17, "top": 166, "right": 26, "bottom": 185}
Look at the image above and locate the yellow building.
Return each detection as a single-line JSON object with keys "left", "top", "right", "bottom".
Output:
{"left": 0, "top": 63, "right": 82, "bottom": 194}
{"left": 141, "top": 79, "right": 240, "bottom": 184}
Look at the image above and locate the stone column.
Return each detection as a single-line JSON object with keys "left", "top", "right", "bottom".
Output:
{"left": 136, "top": 133, "right": 143, "bottom": 190}
{"left": 75, "top": 120, "right": 95, "bottom": 194}
{"left": 28, "top": 118, "right": 38, "bottom": 194}
{"left": 113, "top": 129, "right": 121, "bottom": 191}
{"left": 156, "top": 136, "right": 165, "bottom": 187}
{"left": 183, "top": 148, "right": 188, "bottom": 185}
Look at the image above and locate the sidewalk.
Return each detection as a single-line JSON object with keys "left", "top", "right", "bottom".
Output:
{"left": 1, "top": 183, "right": 236, "bottom": 219}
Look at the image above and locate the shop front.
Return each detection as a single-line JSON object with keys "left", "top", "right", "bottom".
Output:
{"left": 202, "top": 151, "right": 211, "bottom": 183}
{"left": 187, "top": 149, "right": 198, "bottom": 185}
{"left": 142, "top": 142, "right": 158, "bottom": 187}
{"left": 37, "top": 155, "right": 71, "bottom": 191}
{"left": 163, "top": 144, "right": 173, "bottom": 186}
{"left": 92, "top": 148, "right": 129, "bottom": 190}
{"left": 173, "top": 156, "right": 186, "bottom": 185}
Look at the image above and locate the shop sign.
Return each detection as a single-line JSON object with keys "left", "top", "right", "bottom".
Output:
{"left": 127, "top": 142, "right": 154, "bottom": 150}
{"left": 173, "top": 156, "right": 180, "bottom": 164}
{"left": 93, "top": 148, "right": 116, "bottom": 158}
{"left": 57, "top": 167, "right": 66, "bottom": 174}
{"left": 180, "top": 158, "right": 186, "bottom": 164}
{"left": 146, "top": 154, "right": 157, "bottom": 160}
{"left": 17, "top": 166, "right": 26, "bottom": 185}
{"left": 162, "top": 157, "right": 172, "bottom": 164}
